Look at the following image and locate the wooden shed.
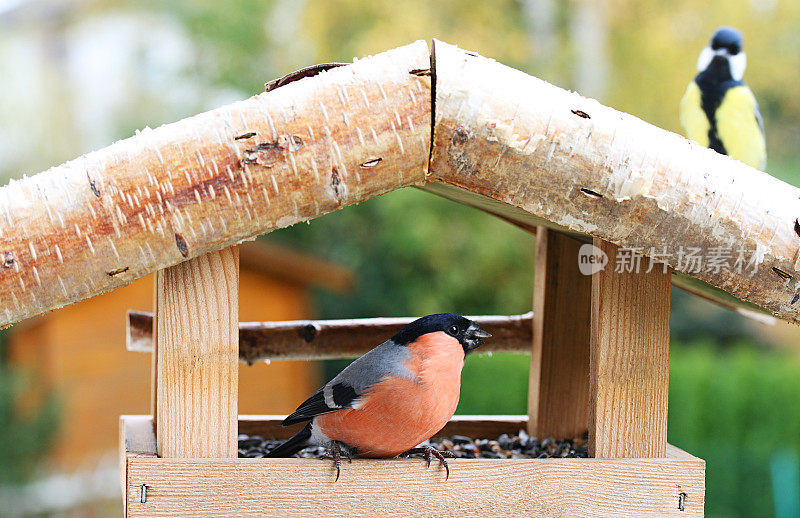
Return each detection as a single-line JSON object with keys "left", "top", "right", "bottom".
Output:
{"left": 6, "top": 240, "right": 352, "bottom": 470}
{"left": 3, "top": 39, "right": 800, "bottom": 516}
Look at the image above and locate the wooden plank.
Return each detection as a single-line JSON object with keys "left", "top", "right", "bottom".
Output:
{"left": 156, "top": 247, "right": 239, "bottom": 458}
{"left": 119, "top": 416, "right": 128, "bottom": 516}
{"left": 238, "top": 415, "right": 530, "bottom": 441}
{"left": 149, "top": 273, "right": 159, "bottom": 427}
{"left": 123, "top": 415, "right": 158, "bottom": 457}
{"left": 425, "top": 180, "right": 775, "bottom": 325}
{"left": 124, "top": 415, "right": 698, "bottom": 460}
{"left": 670, "top": 271, "right": 775, "bottom": 323}
{"left": 125, "top": 456, "right": 704, "bottom": 517}
{"left": 127, "top": 311, "right": 534, "bottom": 362}
{"left": 589, "top": 239, "right": 671, "bottom": 458}
{"left": 528, "top": 228, "right": 591, "bottom": 439}
{"left": 120, "top": 415, "right": 158, "bottom": 517}
{"left": 666, "top": 443, "right": 697, "bottom": 460}
{"left": 122, "top": 416, "right": 704, "bottom": 517}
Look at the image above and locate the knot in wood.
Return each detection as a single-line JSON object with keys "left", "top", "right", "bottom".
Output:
{"left": 242, "top": 134, "right": 303, "bottom": 166}
{"left": 298, "top": 322, "right": 319, "bottom": 343}
{"left": 452, "top": 127, "right": 470, "bottom": 145}
{"left": 2, "top": 251, "right": 15, "bottom": 268}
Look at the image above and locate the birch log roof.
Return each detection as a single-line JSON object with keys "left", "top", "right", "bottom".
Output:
{"left": 2, "top": 39, "right": 800, "bottom": 328}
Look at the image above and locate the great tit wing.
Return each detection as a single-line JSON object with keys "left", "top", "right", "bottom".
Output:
{"left": 754, "top": 100, "right": 765, "bottom": 136}
{"left": 754, "top": 100, "right": 767, "bottom": 170}
{"left": 281, "top": 340, "right": 414, "bottom": 426}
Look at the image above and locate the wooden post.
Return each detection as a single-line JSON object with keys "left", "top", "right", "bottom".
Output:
{"left": 150, "top": 273, "right": 160, "bottom": 427}
{"left": 528, "top": 228, "right": 591, "bottom": 439}
{"left": 155, "top": 247, "right": 239, "bottom": 458}
{"left": 589, "top": 239, "right": 670, "bottom": 458}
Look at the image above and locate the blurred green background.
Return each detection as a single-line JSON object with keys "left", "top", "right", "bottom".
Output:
{"left": 2, "top": 0, "right": 800, "bottom": 516}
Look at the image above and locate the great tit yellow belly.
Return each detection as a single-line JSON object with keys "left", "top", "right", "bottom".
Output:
{"left": 680, "top": 26, "right": 766, "bottom": 170}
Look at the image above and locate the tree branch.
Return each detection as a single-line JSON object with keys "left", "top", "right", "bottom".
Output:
{"left": 127, "top": 310, "right": 533, "bottom": 362}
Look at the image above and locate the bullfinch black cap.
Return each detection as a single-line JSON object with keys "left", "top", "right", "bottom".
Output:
{"left": 391, "top": 313, "right": 491, "bottom": 354}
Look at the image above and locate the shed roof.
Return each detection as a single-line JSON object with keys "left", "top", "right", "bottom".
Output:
{"left": 238, "top": 240, "right": 354, "bottom": 293}
{"left": 1, "top": 39, "right": 798, "bottom": 327}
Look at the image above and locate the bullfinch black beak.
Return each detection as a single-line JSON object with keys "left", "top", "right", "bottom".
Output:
{"left": 463, "top": 323, "right": 491, "bottom": 354}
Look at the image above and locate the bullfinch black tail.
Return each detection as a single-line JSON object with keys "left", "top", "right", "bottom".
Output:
{"left": 266, "top": 423, "right": 313, "bottom": 458}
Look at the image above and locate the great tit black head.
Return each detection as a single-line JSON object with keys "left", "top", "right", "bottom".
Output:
{"left": 697, "top": 26, "right": 746, "bottom": 81}
{"left": 711, "top": 27, "right": 743, "bottom": 55}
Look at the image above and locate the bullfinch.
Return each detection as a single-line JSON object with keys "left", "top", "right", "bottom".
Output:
{"left": 266, "top": 313, "right": 491, "bottom": 480}
{"left": 680, "top": 26, "right": 766, "bottom": 170}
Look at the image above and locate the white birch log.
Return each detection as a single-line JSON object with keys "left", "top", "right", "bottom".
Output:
{"left": 3, "top": 39, "right": 800, "bottom": 327}
{"left": 0, "top": 41, "right": 431, "bottom": 327}
{"left": 428, "top": 39, "right": 800, "bottom": 324}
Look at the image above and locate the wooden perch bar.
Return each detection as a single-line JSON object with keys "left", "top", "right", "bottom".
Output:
{"left": 127, "top": 310, "right": 533, "bottom": 361}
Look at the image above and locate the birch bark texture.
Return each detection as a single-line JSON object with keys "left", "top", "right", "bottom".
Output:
{"left": 0, "top": 41, "right": 431, "bottom": 327}
{"left": 3, "top": 39, "right": 800, "bottom": 327}
{"left": 127, "top": 311, "right": 534, "bottom": 361}
{"left": 428, "top": 39, "right": 800, "bottom": 324}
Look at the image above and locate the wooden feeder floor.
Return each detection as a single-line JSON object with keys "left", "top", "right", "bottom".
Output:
{"left": 121, "top": 415, "right": 705, "bottom": 517}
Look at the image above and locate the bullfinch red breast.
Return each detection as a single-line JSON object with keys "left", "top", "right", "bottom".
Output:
{"left": 266, "top": 313, "right": 491, "bottom": 480}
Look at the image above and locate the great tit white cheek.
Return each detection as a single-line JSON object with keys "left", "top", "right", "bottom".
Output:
{"left": 696, "top": 46, "right": 714, "bottom": 72}
{"left": 729, "top": 52, "right": 746, "bottom": 81}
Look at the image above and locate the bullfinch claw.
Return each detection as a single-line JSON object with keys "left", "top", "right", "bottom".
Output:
{"left": 404, "top": 446, "right": 456, "bottom": 480}
{"left": 322, "top": 441, "right": 352, "bottom": 482}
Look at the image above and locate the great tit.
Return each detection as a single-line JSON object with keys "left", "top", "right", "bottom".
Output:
{"left": 680, "top": 26, "right": 766, "bottom": 170}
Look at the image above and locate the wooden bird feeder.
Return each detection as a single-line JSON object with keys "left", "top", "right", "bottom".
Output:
{"left": 5, "top": 39, "right": 800, "bottom": 517}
